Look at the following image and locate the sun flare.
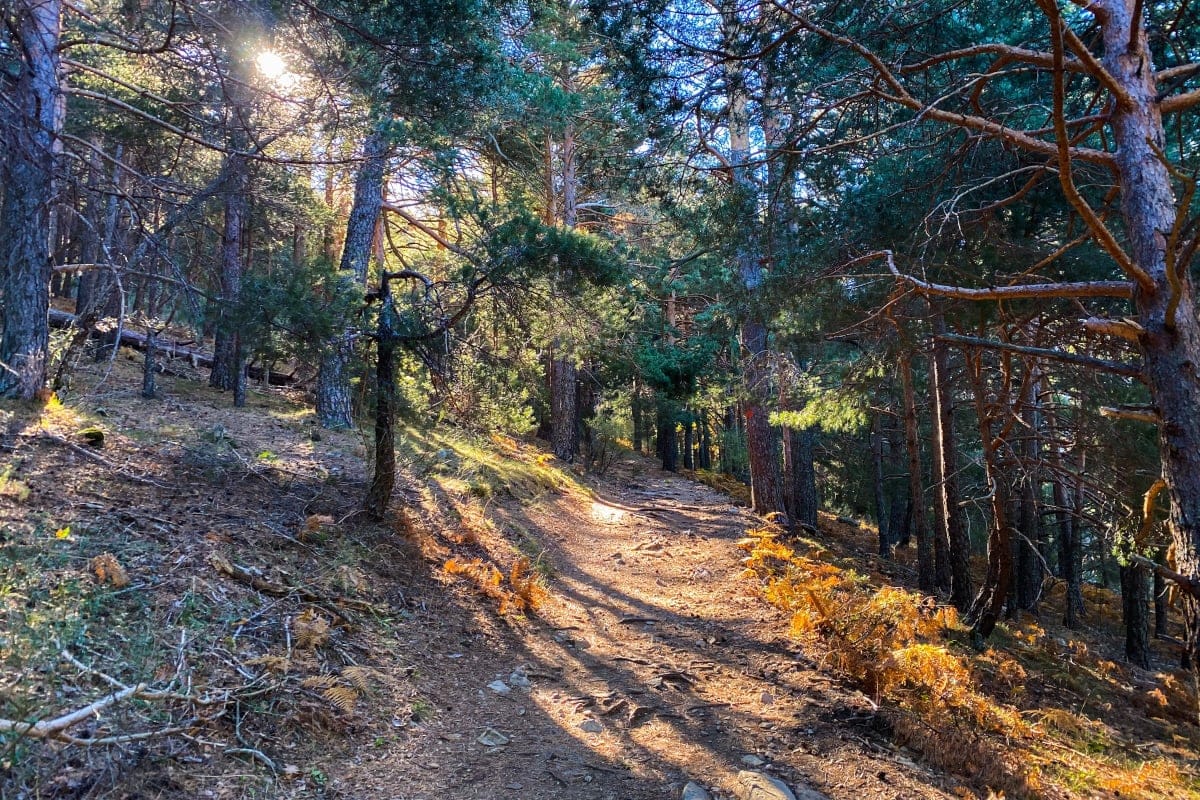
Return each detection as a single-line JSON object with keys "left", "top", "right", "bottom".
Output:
{"left": 255, "top": 50, "right": 289, "bottom": 82}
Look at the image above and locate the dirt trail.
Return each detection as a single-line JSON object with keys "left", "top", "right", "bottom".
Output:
{"left": 342, "top": 453, "right": 961, "bottom": 800}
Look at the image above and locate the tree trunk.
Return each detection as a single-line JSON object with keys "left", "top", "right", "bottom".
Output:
{"left": 783, "top": 427, "right": 818, "bottom": 532}
{"left": 551, "top": 358, "right": 579, "bottom": 462}
{"left": 0, "top": 0, "right": 63, "bottom": 399}
{"left": 657, "top": 399, "right": 677, "bottom": 472}
{"left": 698, "top": 410, "right": 712, "bottom": 470}
{"left": 930, "top": 323, "right": 972, "bottom": 607}
{"left": 365, "top": 279, "right": 399, "bottom": 518}
{"left": 1057, "top": 475, "right": 1086, "bottom": 629}
{"left": 1014, "top": 369, "right": 1044, "bottom": 615}
{"left": 966, "top": 352, "right": 1015, "bottom": 640}
{"left": 209, "top": 153, "right": 248, "bottom": 394}
{"left": 871, "top": 413, "right": 890, "bottom": 556}
{"left": 316, "top": 129, "right": 388, "bottom": 429}
{"left": 1096, "top": 0, "right": 1200, "bottom": 686}
{"left": 1154, "top": 552, "right": 1170, "bottom": 638}
{"left": 142, "top": 329, "right": 157, "bottom": 398}
{"left": 722, "top": 6, "right": 787, "bottom": 524}
{"left": 683, "top": 416, "right": 695, "bottom": 470}
{"left": 632, "top": 381, "right": 644, "bottom": 454}
{"left": 899, "top": 348, "right": 935, "bottom": 592}
{"left": 1122, "top": 562, "right": 1152, "bottom": 669}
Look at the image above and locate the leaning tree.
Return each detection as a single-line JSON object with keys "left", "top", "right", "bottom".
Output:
{"left": 770, "top": 0, "right": 1200, "bottom": 666}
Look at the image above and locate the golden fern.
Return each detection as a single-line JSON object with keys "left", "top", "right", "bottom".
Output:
{"left": 293, "top": 608, "right": 330, "bottom": 650}
{"left": 340, "top": 665, "right": 379, "bottom": 692}
{"left": 300, "top": 674, "right": 339, "bottom": 690}
{"left": 322, "top": 685, "right": 358, "bottom": 713}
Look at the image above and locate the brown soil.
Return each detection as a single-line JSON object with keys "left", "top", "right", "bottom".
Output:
{"left": 332, "top": 455, "right": 965, "bottom": 800}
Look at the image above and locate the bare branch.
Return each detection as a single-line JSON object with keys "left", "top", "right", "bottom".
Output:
{"left": 381, "top": 202, "right": 471, "bottom": 257}
{"left": 1100, "top": 406, "right": 1160, "bottom": 423}
{"left": 769, "top": 1, "right": 1117, "bottom": 168}
{"left": 938, "top": 333, "right": 1143, "bottom": 378}
{"left": 1041, "top": 0, "right": 1151, "bottom": 289}
{"left": 1129, "top": 553, "right": 1200, "bottom": 600}
{"left": 883, "top": 251, "right": 1134, "bottom": 300}
{"left": 1160, "top": 88, "right": 1200, "bottom": 114}
{"left": 1083, "top": 316, "right": 1144, "bottom": 341}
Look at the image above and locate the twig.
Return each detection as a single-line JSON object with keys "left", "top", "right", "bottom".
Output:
{"left": 38, "top": 432, "right": 170, "bottom": 487}
{"left": 225, "top": 747, "right": 278, "bottom": 774}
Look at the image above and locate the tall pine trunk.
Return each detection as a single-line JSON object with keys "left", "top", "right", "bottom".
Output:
{"left": 899, "top": 348, "right": 935, "bottom": 592}
{"left": 316, "top": 129, "right": 387, "bottom": 428}
{"left": 1014, "top": 369, "right": 1044, "bottom": 614}
{"left": 967, "top": 351, "right": 1015, "bottom": 639}
{"left": 871, "top": 413, "right": 890, "bottom": 556}
{"left": 209, "top": 152, "right": 248, "bottom": 398}
{"left": 1097, "top": 2, "right": 1200, "bottom": 689}
{"left": 365, "top": 277, "right": 398, "bottom": 518}
{"left": 930, "top": 321, "right": 972, "bottom": 607}
{"left": 783, "top": 427, "right": 818, "bottom": 532}
{"left": 0, "top": 0, "right": 63, "bottom": 399}
{"left": 1122, "top": 562, "right": 1152, "bottom": 668}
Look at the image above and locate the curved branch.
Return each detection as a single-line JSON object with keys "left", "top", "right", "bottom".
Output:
{"left": 883, "top": 251, "right": 1134, "bottom": 300}
{"left": 1042, "top": 1, "right": 1151, "bottom": 290}
{"left": 769, "top": 2, "right": 1117, "bottom": 168}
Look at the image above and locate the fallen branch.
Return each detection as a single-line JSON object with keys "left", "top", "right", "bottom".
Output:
{"left": 0, "top": 650, "right": 225, "bottom": 747}
{"left": 208, "top": 553, "right": 380, "bottom": 617}
{"left": 49, "top": 309, "right": 297, "bottom": 386}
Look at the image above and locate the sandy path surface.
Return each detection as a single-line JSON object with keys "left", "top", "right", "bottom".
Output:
{"left": 340, "top": 453, "right": 959, "bottom": 800}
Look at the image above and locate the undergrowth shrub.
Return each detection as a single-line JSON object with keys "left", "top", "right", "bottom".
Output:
{"left": 740, "top": 521, "right": 1026, "bottom": 733}
{"left": 444, "top": 556, "right": 547, "bottom": 615}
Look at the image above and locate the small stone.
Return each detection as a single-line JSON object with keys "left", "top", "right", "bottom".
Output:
{"left": 509, "top": 668, "right": 532, "bottom": 689}
{"left": 505, "top": 783, "right": 523, "bottom": 790}
{"left": 734, "top": 770, "right": 797, "bottom": 800}
{"left": 682, "top": 781, "right": 712, "bottom": 800}
{"left": 476, "top": 728, "right": 509, "bottom": 747}
{"left": 741, "top": 754, "right": 766, "bottom": 767}
{"left": 578, "top": 719, "right": 604, "bottom": 734}
{"left": 487, "top": 680, "right": 511, "bottom": 695}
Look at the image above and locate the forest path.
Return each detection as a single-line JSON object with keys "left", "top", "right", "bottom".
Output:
{"left": 342, "top": 452, "right": 960, "bottom": 800}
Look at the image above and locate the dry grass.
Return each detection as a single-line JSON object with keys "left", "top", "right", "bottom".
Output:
{"left": 737, "top": 515, "right": 1200, "bottom": 800}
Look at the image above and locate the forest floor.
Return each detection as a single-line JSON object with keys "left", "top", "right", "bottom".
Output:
{"left": 1, "top": 353, "right": 1197, "bottom": 799}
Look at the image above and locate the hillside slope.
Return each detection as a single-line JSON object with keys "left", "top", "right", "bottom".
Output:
{"left": 1, "top": 359, "right": 1195, "bottom": 799}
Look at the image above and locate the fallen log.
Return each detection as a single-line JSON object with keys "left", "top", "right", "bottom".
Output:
{"left": 49, "top": 309, "right": 297, "bottom": 386}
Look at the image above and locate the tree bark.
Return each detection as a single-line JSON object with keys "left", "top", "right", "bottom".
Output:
{"left": 723, "top": 5, "right": 786, "bottom": 524}
{"left": 657, "top": 398, "right": 677, "bottom": 472}
{"left": 930, "top": 321, "right": 972, "bottom": 607}
{"left": 1122, "top": 562, "right": 1152, "bottom": 669}
{"left": 1015, "top": 369, "right": 1044, "bottom": 615}
{"left": 683, "top": 415, "right": 695, "bottom": 470}
{"left": 871, "top": 413, "right": 890, "bottom": 556}
{"left": 966, "top": 352, "right": 1015, "bottom": 639}
{"left": 899, "top": 348, "right": 935, "bottom": 592}
{"left": 551, "top": 357, "right": 579, "bottom": 461}
{"left": 783, "top": 427, "right": 818, "bottom": 532}
{"left": 0, "top": 0, "right": 63, "bottom": 399}
{"left": 209, "top": 153, "right": 248, "bottom": 396}
{"left": 1096, "top": 0, "right": 1200, "bottom": 689}
{"left": 365, "top": 278, "right": 398, "bottom": 518}
{"left": 1154, "top": 550, "right": 1170, "bottom": 639}
{"left": 631, "top": 380, "right": 644, "bottom": 454}
{"left": 316, "top": 129, "right": 388, "bottom": 429}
